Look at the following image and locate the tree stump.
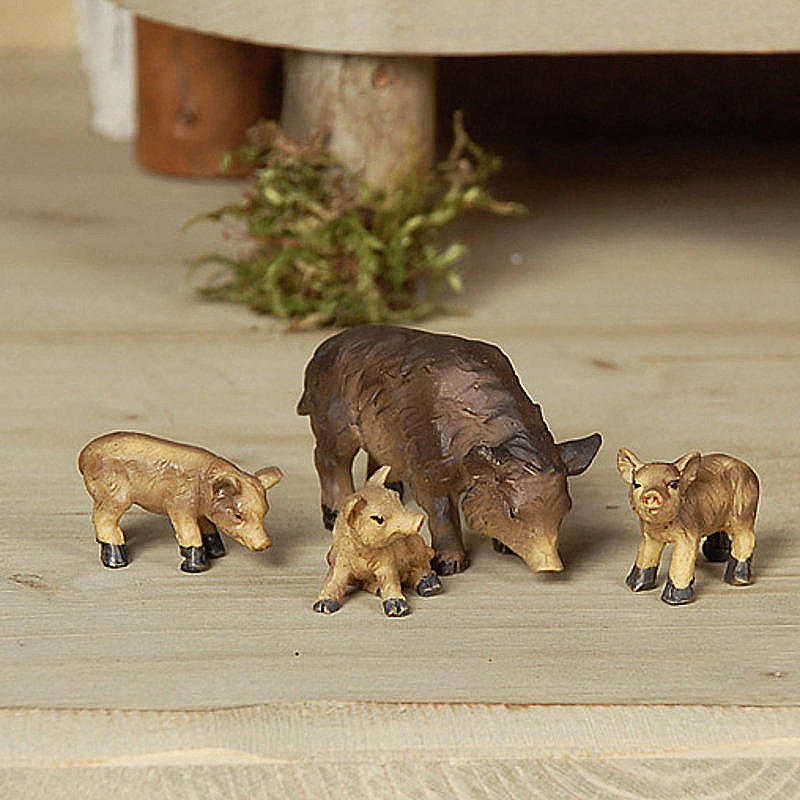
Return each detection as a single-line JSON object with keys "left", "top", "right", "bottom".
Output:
{"left": 136, "top": 18, "right": 281, "bottom": 176}
{"left": 280, "top": 50, "right": 435, "bottom": 188}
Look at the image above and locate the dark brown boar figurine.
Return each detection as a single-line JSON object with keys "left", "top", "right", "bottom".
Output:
{"left": 298, "top": 325, "right": 602, "bottom": 575}
{"left": 313, "top": 466, "right": 442, "bottom": 617}
{"left": 617, "top": 448, "right": 759, "bottom": 605}
{"left": 78, "top": 432, "right": 283, "bottom": 572}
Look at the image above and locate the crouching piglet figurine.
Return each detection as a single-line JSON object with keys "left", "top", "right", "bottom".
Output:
{"left": 617, "top": 448, "right": 759, "bottom": 605}
{"left": 313, "top": 466, "right": 443, "bottom": 617}
{"left": 79, "top": 432, "right": 283, "bottom": 572}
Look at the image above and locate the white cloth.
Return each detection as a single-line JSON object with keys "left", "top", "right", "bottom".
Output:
{"left": 75, "top": 0, "right": 137, "bottom": 140}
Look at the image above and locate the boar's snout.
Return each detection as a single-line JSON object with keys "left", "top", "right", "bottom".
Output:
{"left": 513, "top": 533, "right": 564, "bottom": 573}
{"left": 530, "top": 548, "right": 564, "bottom": 573}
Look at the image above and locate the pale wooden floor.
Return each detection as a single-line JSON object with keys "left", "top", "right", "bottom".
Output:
{"left": 1, "top": 54, "right": 799, "bottom": 795}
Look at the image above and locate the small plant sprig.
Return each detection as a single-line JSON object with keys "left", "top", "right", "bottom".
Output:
{"left": 188, "top": 112, "right": 524, "bottom": 328}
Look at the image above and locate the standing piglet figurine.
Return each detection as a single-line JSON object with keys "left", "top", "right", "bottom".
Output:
{"left": 313, "top": 466, "right": 443, "bottom": 617}
{"left": 79, "top": 432, "right": 283, "bottom": 572}
{"left": 617, "top": 448, "right": 759, "bottom": 604}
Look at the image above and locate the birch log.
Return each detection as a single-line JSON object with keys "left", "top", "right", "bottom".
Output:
{"left": 281, "top": 50, "right": 435, "bottom": 188}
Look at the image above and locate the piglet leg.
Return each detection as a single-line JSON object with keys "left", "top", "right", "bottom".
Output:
{"left": 662, "top": 537, "right": 698, "bottom": 604}
{"left": 374, "top": 564, "right": 410, "bottom": 617}
{"left": 200, "top": 517, "right": 226, "bottom": 559}
{"left": 724, "top": 521, "right": 755, "bottom": 585}
{"left": 404, "top": 537, "right": 442, "bottom": 596}
{"left": 626, "top": 534, "right": 664, "bottom": 591}
{"left": 92, "top": 504, "right": 131, "bottom": 568}
{"left": 313, "top": 563, "right": 352, "bottom": 614}
{"left": 168, "top": 512, "right": 209, "bottom": 573}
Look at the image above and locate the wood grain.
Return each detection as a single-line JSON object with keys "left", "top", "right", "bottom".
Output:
{"left": 1, "top": 53, "right": 800, "bottom": 792}
{"left": 1, "top": 703, "right": 800, "bottom": 797}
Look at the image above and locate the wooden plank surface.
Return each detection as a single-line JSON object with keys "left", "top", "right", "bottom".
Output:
{"left": 1, "top": 54, "right": 800, "bottom": 791}
{"left": 1, "top": 702, "right": 800, "bottom": 798}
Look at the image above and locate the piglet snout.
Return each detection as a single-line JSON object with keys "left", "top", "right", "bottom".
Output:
{"left": 642, "top": 491, "right": 663, "bottom": 510}
{"left": 246, "top": 532, "right": 273, "bottom": 551}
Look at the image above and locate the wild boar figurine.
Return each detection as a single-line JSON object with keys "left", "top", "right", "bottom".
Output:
{"left": 313, "top": 466, "right": 443, "bottom": 617}
{"left": 78, "top": 432, "right": 283, "bottom": 572}
{"left": 298, "top": 325, "right": 602, "bottom": 575}
{"left": 617, "top": 448, "right": 759, "bottom": 605}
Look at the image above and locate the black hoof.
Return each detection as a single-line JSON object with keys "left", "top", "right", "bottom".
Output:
{"left": 99, "top": 542, "right": 129, "bottom": 569}
{"left": 383, "top": 597, "right": 411, "bottom": 617}
{"left": 626, "top": 563, "right": 658, "bottom": 592}
{"left": 416, "top": 572, "right": 443, "bottom": 597}
{"left": 322, "top": 505, "right": 337, "bottom": 531}
{"left": 202, "top": 531, "right": 226, "bottom": 559}
{"left": 702, "top": 531, "right": 731, "bottom": 563}
{"left": 313, "top": 598, "right": 341, "bottom": 614}
{"left": 431, "top": 555, "right": 470, "bottom": 575}
{"left": 385, "top": 480, "right": 404, "bottom": 500}
{"left": 661, "top": 577, "right": 695, "bottom": 605}
{"left": 492, "top": 538, "right": 515, "bottom": 555}
{"left": 724, "top": 555, "right": 753, "bottom": 585}
{"left": 180, "top": 546, "right": 209, "bottom": 573}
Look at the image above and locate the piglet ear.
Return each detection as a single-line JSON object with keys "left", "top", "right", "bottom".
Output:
{"left": 557, "top": 433, "right": 602, "bottom": 476}
{"left": 211, "top": 474, "right": 241, "bottom": 505}
{"left": 255, "top": 466, "right": 283, "bottom": 492}
{"left": 617, "top": 447, "right": 643, "bottom": 483}
{"left": 342, "top": 495, "right": 368, "bottom": 527}
{"left": 366, "top": 465, "right": 392, "bottom": 488}
{"left": 674, "top": 452, "right": 701, "bottom": 483}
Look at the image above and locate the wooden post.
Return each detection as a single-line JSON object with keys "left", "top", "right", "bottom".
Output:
{"left": 136, "top": 18, "right": 281, "bottom": 176}
{"left": 281, "top": 50, "right": 435, "bottom": 188}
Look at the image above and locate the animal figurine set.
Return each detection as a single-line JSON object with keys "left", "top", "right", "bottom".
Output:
{"left": 79, "top": 325, "right": 760, "bottom": 611}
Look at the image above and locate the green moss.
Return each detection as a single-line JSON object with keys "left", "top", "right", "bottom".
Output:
{"left": 188, "top": 112, "right": 524, "bottom": 328}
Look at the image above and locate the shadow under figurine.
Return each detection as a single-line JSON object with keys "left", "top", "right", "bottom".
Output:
{"left": 78, "top": 432, "right": 283, "bottom": 572}
{"left": 298, "top": 325, "right": 601, "bottom": 576}
{"left": 313, "top": 466, "right": 443, "bottom": 617}
{"left": 617, "top": 448, "right": 759, "bottom": 605}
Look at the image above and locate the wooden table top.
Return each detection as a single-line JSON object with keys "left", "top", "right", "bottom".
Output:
{"left": 1, "top": 54, "right": 798, "bottom": 796}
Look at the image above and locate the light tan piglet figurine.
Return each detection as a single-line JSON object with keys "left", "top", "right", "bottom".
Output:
{"left": 313, "top": 466, "right": 443, "bottom": 617}
{"left": 79, "top": 432, "right": 283, "bottom": 572}
{"left": 617, "top": 448, "right": 759, "bottom": 605}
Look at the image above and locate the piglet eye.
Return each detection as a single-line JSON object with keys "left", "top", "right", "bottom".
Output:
{"left": 632, "top": 481, "right": 642, "bottom": 489}
{"left": 370, "top": 515, "right": 384, "bottom": 524}
{"left": 668, "top": 479, "right": 680, "bottom": 490}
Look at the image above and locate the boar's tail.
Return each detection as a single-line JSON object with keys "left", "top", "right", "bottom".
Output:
{"left": 296, "top": 390, "right": 309, "bottom": 416}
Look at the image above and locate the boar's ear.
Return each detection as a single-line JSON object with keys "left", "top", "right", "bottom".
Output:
{"left": 341, "top": 495, "right": 368, "bottom": 528}
{"left": 557, "top": 433, "right": 602, "bottom": 476}
{"left": 211, "top": 474, "right": 241, "bottom": 505}
{"left": 617, "top": 448, "right": 643, "bottom": 483}
{"left": 674, "top": 452, "right": 701, "bottom": 484}
{"left": 255, "top": 466, "right": 283, "bottom": 492}
{"left": 366, "top": 465, "right": 392, "bottom": 488}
